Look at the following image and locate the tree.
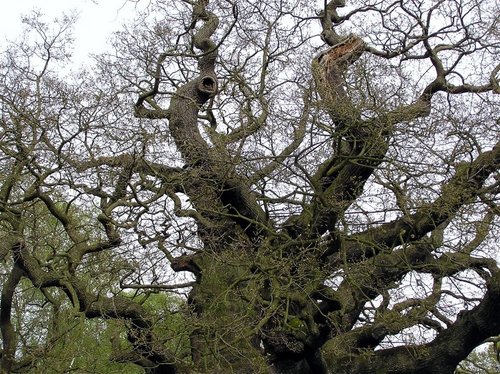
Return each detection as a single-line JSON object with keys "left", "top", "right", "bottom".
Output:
{"left": 1, "top": 0, "right": 499, "bottom": 373}
{"left": 456, "top": 340, "right": 500, "bottom": 374}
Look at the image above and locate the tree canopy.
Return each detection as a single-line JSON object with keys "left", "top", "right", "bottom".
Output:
{"left": 1, "top": 0, "right": 499, "bottom": 373}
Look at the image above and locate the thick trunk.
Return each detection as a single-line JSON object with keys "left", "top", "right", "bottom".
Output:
{"left": 187, "top": 249, "right": 268, "bottom": 372}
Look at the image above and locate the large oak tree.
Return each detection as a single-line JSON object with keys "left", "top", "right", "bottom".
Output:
{"left": 1, "top": 0, "right": 499, "bottom": 373}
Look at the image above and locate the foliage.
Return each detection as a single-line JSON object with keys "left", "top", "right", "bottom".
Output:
{"left": 456, "top": 342, "right": 500, "bottom": 374}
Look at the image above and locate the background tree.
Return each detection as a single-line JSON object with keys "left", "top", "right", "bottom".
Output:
{"left": 1, "top": 0, "right": 499, "bottom": 373}
{"left": 456, "top": 340, "right": 500, "bottom": 374}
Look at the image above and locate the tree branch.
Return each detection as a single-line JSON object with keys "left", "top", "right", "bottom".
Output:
{"left": 326, "top": 141, "right": 500, "bottom": 265}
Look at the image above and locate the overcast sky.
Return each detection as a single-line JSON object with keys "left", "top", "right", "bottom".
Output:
{"left": 0, "top": 0, "right": 143, "bottom": 63}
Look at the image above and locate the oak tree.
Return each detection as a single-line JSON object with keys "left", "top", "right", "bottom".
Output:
{"left": 1, "top": 0, "right": 499, "bottom": 373}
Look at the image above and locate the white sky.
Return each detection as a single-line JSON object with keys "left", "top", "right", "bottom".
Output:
{"left": 0, "top": 0, "right": 144, "bottom": 63}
